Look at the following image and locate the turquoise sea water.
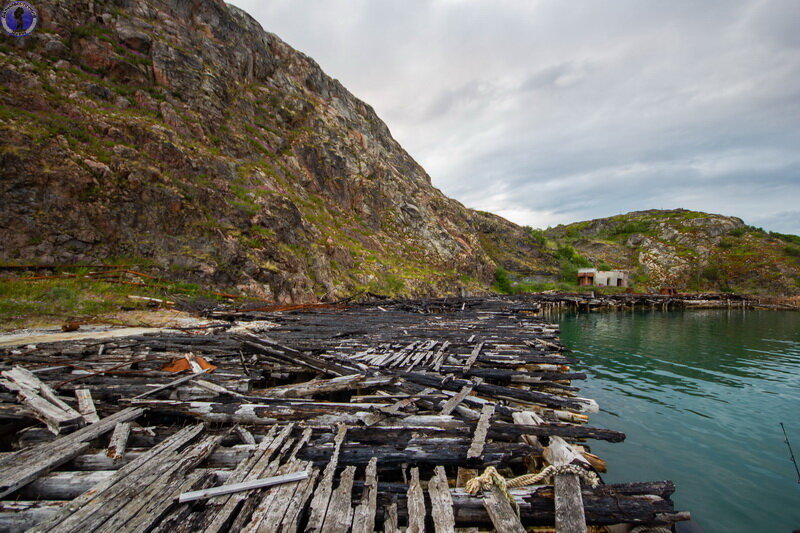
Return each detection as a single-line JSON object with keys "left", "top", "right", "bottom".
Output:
{"left": 558, "top": 310, "right": 800, "bottom": 532}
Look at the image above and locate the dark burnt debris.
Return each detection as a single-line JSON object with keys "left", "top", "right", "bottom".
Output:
{"left": 0, "top": 296, "right": 689, "bottom": 532}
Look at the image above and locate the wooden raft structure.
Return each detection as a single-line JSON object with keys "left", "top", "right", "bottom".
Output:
{"left": 0, "top": 296, "right": 688, "bottom": 532}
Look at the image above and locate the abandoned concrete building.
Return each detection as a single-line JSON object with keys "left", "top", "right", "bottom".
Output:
{"left": 577, "top": 268, "right": 630, "bottom": 288}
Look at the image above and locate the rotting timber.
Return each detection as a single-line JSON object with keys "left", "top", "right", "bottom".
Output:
{"left": 0, "top": 296, "right": 689, "bottom": 532}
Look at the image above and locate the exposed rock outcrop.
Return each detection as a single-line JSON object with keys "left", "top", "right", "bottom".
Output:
{"left": 0, "top": 0, "right": 555, "bottom": 301}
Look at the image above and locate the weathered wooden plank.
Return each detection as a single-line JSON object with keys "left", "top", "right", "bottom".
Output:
{"left": 406, "top": 467, "right": 425, "bottom": 533}
{"left": 428, "top": 466, "right": 455, "bottom": 533}
{"left": 130, "top": 368, "right": 211, "bottom": 399}
{"left": 319, "top": 465, "right": 356, "bottom": 533}
{"left": 481, "top": 484, "right": 526, "bottom": 533}
{"left": 29, "top": 423, "right": 207, "bottom": 532}
{"left": 462, "top": 341, "right": 485, "bottom": 371}
{"left": 306, "top": 424, "right": 347, "bottom": 532}
{"left": 261, "top": 374, "right": 393, "bottom": 398}
{"left": 278, "top": 466, "right": 320, "bottom": 532}
{"left": 439, "top": 378, "right": 482, "bottom": 416}
{"left": 467, "top": 404, "right": 495, "bottom": 459}
{"left": 92, "top": 433, "right": 226, "bottom": 533}
{"left": 351, "top": 457, "right": 378, "bottom": 533}
{"left": 1, "top": 367, "right": 85, "bottom": 434}
{"left": 555, "top": 473, "right": 588, "bottom": 533}
{"left": 203, "top": 424, "right": 295, "bottom": 533}
{"left": 0, "top": 407, "right": 144, "bottom": 499}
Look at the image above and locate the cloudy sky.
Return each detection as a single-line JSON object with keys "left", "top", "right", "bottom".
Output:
{"left": 229, "top": 0, "right": 800, "bottom": 233}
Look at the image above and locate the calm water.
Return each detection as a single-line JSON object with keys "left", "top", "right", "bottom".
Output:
{"left": 558, "top": 310, "right": 800, "bottom": 533}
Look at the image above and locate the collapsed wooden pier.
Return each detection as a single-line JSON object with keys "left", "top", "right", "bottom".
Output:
{"left": 0, "top": 297, "right": 688, "bottom": 532}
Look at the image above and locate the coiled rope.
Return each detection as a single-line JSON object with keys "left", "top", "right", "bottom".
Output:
{"left": 465, "top": 464, "right": 600, "bottom": 501}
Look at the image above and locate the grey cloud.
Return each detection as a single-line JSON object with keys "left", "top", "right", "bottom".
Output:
{"left": 230, "top": 0, "right": 800, "bottom": 234}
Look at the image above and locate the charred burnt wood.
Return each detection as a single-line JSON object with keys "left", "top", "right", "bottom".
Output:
{"left": 398, "top": 372, "right": 584, "bottom": 411}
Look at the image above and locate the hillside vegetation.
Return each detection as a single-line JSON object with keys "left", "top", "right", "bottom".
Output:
{"left": 543, "top": 209, "right": 800, "bottom": 295}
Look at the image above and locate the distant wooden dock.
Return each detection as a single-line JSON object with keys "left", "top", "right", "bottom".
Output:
{"left": 0, "top": 297, "right": 688, "bottom": 531}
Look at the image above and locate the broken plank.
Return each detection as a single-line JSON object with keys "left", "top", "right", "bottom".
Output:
{"left": 439, "top": 378, "right": 482, "bottom": 416}
{"left": 351, "top": 457, "right": 378, "bottom": 533}
{"left": 319, "top": 465, "right": 356, "bottom": 533}
{"left": 462, "top": 341, "right": 485, "bottom": 371}
{"left": 481, "top": 484, "right": 526, "bottom": 533}
{"left": 428, "top": 466, "right": 455, "bottom": 533}
{"left": 106, "top": 422, "right": 131, "bottom": 460}
{"left": 306, "top": 424, "right": 347, "bottom": 532}
{"left": 467, "top": 404, "right": 495, "bottom": 459}
{"left": 130, "top": 368, "right": 211, "bottom": 400}
{"left": 74, "top": 389, "right": 100, "bottom": 424}
{"left": 406, "top": 467, "right": 425, "bottom": 533}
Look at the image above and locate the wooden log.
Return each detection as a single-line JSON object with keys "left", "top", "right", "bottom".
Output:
{"left": 428, "top": 466, "right": 455, "bottom": 533}
{"left": 482, "top": 484, "right": 526, "bottom": 533}
{"left": 319, "top": 465, "right": 356, "bottom": 533}
{"left": 17, "top": 470, "right": 113, "bottom": 500}
{"left": 74, "top": 389, "right": 100, "bottom": 424}
{"left": 106, "top": 422, "right": 131, "bottom": 460}
{"left": 406, "top": 467, "right": 426, "bottom": 533}
{"left": 0, "top": 501, "right": 64, "bottom": 533}
{"left": 0, "top": 407, "right": 144, "bottom": 499}
{"left": 261, "top": 375, "right": 393, "bottom": 398}
{"left": 373, "top": 482, "right": 676, "bottom": 526}
{"left": 351, "top": 457, "right": 378, "bottom": 533}
{"left": 467, "top": 404, "right": 495, "bottom": 459}
{"left": 399, "top": 372, "right": 583, "bottom": 411}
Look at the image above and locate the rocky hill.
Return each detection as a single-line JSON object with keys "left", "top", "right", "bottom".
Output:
{"left": 544, "top": 209, "right": 800, "bottom": 295}
{"left": 0, "top": 0, "right": 555, "bottom": 303}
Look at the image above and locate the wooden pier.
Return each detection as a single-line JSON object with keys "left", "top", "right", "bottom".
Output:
{"left": 0, "top": 297, "right": 688, "bottom": 531}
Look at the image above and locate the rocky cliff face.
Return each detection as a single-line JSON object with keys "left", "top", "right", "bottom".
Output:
{"left": 545, "top": 209, "right": 800, "bottom": 295}
{"left": 0, "top": 0, "right": 554, "bottom": 301}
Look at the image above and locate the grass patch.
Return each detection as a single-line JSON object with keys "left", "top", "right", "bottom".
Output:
{"left": 0, "top": 275, "right": 232, "bottom": 330}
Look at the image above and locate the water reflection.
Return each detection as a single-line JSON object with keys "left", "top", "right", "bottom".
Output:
{"left": 559, "top": 310, "right": 800, "bottom": 532}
